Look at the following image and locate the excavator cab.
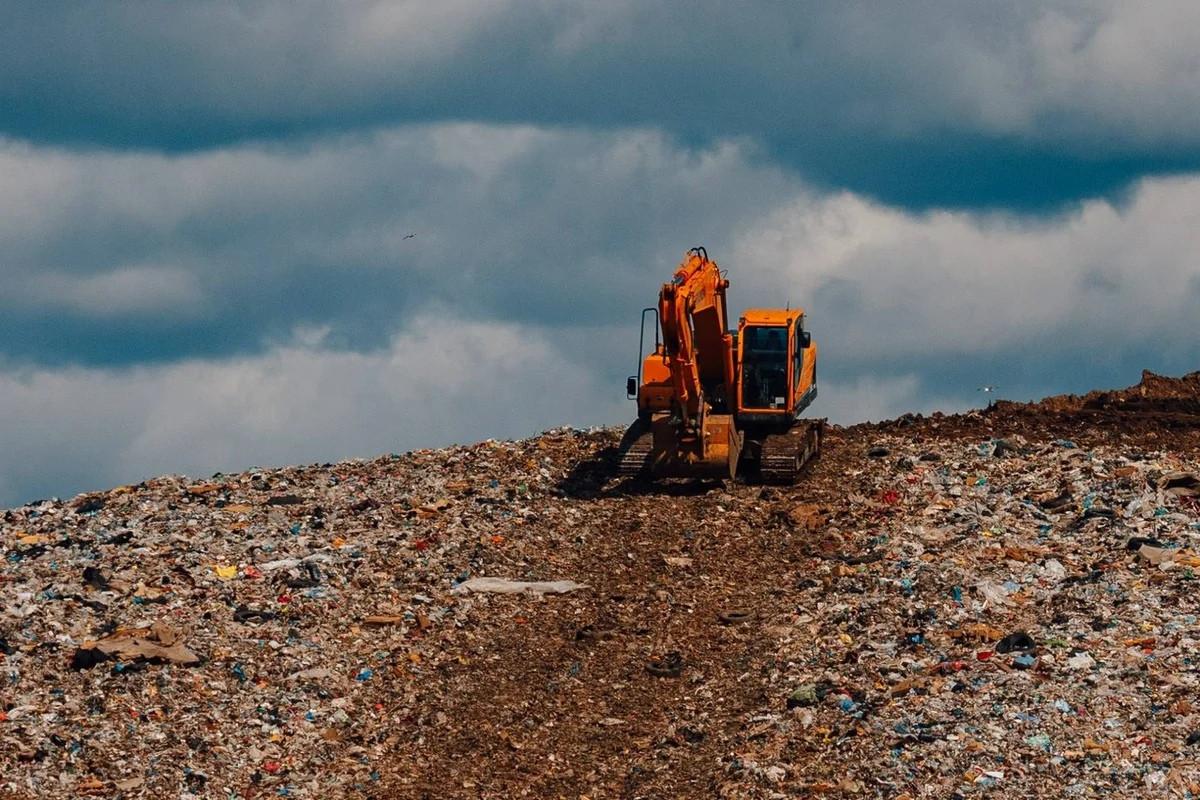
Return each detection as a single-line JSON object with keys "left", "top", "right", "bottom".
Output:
{"left": 735, "top": 310, "right": 817, "bottom": 426}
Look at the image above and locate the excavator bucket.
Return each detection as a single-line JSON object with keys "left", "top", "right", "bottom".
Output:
{"left": 618, "top": 413, "right": 742, "bottom": 480}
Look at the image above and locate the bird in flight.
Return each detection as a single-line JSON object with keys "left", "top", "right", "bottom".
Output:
{"left": 403, "top": 233, "right": 416, "bottom": 240}
{"left": 978, "top": 385, "right": 997, "bottom": 393}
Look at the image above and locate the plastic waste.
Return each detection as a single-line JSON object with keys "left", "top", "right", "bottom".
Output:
{"left": 451, "top": 577, "right": 589, "bottom": 595}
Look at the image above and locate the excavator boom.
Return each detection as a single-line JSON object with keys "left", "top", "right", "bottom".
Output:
{"left": 656, "top": 247, "right": 736, "bottom": 427}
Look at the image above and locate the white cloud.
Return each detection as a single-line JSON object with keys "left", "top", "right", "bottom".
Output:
{"left": 1028, "top": 1, "right": 1200, "bottom": 145}
{"left": 819, "top": 374, "right": 971, "bottom": 425}
{"left": 0, "top": 315, "right": 630, "bottom": 505}
{"left": 730, "top": 177, "right": 1200, "bottom": 361}
{"left": 20, "top": 265, "right": 206, "bottom": 317}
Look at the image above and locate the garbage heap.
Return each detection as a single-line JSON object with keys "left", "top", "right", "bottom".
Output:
{"left": 2, "top": 371, "right": 1199, "bottom": 799}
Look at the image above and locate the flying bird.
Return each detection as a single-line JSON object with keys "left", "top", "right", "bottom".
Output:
{"left": 403, "top": 233, "right": 416, "bottom": 240}
{"left": 978, "top": 385, "right": 998, "bottom": 393}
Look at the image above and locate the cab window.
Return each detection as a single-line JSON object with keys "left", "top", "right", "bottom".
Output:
{"left": 742, "top": 326, "right": 787, "bottom": 408}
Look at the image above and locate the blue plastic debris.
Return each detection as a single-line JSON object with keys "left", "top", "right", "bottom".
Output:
{"left": 356, "top": 668, "right": 373, "bottom": 682}
{"left": 1025, "top": 733, "right": 1052, "bottom": 751}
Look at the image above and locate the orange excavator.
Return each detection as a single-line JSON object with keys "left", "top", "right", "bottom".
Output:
{"left": 619, "top": 247, "right": 823, "bottom": 483}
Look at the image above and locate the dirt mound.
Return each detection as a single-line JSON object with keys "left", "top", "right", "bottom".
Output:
{"left": 1008, "top": 369, "right": 1200, "bottom": 415}
{"left": 1080, "top": 369, "right": 1200, "bottom": 414}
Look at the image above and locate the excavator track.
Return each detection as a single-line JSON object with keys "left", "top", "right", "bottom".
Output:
{"left": 616, "top": 421, "right": 654, "bottom": 478}
{"left": 759, "top": 420, "right": 824, "bottom": 484}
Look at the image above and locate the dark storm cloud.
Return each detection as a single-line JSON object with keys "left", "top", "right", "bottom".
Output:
{"left": 5, "top": 1, "right": 1200, "bottom": 208}
{"left": 768, "top": 135, "right": 1200, "bottom": 212}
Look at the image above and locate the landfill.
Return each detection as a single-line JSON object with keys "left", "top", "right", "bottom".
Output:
{"left": 2, "top": 369, "right": 1199, "bottom": 798}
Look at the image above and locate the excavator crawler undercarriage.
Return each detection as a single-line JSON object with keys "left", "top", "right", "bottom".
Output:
{"left": 756, "top": 419, "right": 825, "bottom": 484}
{"left": 617, "top": 417, "right": 824, "bottom": 484}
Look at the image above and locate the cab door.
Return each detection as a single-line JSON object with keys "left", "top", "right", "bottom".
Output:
{"left": 790, "top": 315, "right": 814, "bottom": 412}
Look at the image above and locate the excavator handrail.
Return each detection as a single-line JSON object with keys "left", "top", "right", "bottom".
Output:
{"left": 634, "top": 306, "right": 659, "bottom": 390}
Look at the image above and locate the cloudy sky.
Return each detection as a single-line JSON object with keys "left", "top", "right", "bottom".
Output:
{"left": 3, "top": 1, "right": 1200, "bottom": 505}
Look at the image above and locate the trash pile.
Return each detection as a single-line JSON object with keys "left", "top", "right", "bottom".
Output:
{"left": 725, "top": 430, "right": 1200, "bottom": 798}
{"left": 2, "top": 371, "right": 1199, "bottom": 798}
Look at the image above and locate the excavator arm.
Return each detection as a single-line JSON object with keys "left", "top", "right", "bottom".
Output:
{"left": 619, "top": 248, "right": 744, "bottom": 480}
{"left": 657, "top": 247, "right": 736, "bottom": 428}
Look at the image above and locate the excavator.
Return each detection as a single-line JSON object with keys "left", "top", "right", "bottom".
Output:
{"left": 618, "top": 247, "right": 823, "bottom": 483}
